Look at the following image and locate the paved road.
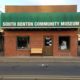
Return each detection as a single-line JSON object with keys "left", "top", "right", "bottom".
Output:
{"left": 0, "top": 62, "right": 80, "bottom": 76}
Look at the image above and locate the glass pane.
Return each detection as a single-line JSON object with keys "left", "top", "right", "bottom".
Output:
{"left": 45, "top": 36, "right": 52, "bottom": 46}
{"left": 59, "top": 36, "right": 70, "bottom": 50}
{"left": 17, "top": 36, "right": 29, "bottom": 49}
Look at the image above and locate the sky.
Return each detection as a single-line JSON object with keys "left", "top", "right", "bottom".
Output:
{"left": 0, "top": 0, "right": 80, "bottom": 12}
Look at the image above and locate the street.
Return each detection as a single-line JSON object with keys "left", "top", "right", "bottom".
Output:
{"left": 0, "top": 62, "right": 80, "bottom": 76}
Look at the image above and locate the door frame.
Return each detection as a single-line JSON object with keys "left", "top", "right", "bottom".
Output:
{"left": 43, "top": 35, "right": 53, "bottom": 56}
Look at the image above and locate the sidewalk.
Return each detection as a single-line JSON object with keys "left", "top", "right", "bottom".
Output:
{"left": 0, "top": 56, "right": 80, "bottom": 62}
{"left": 1, "top": 75, "right": 80, "bottom": 80}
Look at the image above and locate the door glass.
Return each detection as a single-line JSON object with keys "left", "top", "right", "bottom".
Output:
{"left": 45, "top": 36, "right": 52, "bottom": 46}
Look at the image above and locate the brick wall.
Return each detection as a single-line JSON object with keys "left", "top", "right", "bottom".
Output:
{"left": 53, "top": 31, "right": 78, "bottom": 56}
{"left": 4, "top": 30, "right": 78, "bottom": 56}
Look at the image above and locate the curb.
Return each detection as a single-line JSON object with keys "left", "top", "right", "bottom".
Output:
{"left": 1, "top": 75, "right": 80, "bottom": 80}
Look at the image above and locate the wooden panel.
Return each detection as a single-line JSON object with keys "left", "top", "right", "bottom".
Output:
{"left": 5, "top": 5, "right": 77, "bottom": 12}
{"left": 43, "top": 36, "right": 53, "bottom": 56}
{"left": 31, "top": 48, "right": 42, "bottom": 54}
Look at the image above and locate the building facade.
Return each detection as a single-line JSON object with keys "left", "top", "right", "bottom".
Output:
{"left": 0, "top": 5, "right": 79, "bottom": 56}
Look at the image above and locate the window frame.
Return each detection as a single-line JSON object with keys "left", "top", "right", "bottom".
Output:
{"left": 16, "top": 36, "right": 30, "bottom": 50}
{"left": 58, "top": 36, "right": 70, "bottom": 51}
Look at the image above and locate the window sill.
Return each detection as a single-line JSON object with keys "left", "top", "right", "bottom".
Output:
{"left": 17, "top": 48, "right": 30, "bottom": 50}
{"left": 59, "top": 49, "right": 70, "bottom": 52}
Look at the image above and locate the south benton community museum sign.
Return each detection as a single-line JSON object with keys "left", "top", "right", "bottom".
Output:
{"left": 2, "top": 22, "right": 80, "bottom": 27}
{"left": 1, "top": 12, "right": 80, "bottom": 28}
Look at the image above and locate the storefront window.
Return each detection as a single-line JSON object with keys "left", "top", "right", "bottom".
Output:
{"left": 59, "top": 36, "right": 70, "bottom": 50}
{"left": 17, "top": 36, "right": 29, "bottom": 49}
{"left": 78, "top": 41, "right": 80, "bottom": 46}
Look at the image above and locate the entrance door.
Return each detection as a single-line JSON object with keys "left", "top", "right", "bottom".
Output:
{"left": 43, "top": 36, "right": 53, "bottom": 56}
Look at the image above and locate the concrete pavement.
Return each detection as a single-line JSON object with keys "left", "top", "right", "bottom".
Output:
{"left": 1, "top": 75, "right": 80, "bottom": 80}
{"left": 0, "top": 56, "right": 80, "bottom": 62}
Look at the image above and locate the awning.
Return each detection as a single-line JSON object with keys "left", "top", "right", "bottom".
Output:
{"left": 0, "top": 12, "right": 80, "bottom": 29}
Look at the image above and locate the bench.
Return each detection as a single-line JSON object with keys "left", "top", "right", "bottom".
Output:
{"left": 31, "top": 48, "right": 42, "bottom": 54}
